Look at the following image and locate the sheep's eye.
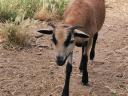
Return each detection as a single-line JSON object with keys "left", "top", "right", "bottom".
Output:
{"left": 52, "top": 34, "right": 57, "bottom": 45}
{"left": 64, "top": 33, "right": 72, "bottom": 47}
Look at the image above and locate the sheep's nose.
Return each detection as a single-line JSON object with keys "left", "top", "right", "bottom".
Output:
{"left": 56, "top": 56, "right": 65, "bottom": 66}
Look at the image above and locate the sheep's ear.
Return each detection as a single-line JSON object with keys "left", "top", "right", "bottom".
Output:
{"left": 37, "top": 29, "right": 53, "bottom": 35}
{"left": 74, "top": 29, "right": 90, "bottom": 38}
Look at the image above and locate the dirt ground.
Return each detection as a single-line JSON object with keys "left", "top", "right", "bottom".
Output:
{"left": 0, "top": 0, "right": 128, "bottom": 96}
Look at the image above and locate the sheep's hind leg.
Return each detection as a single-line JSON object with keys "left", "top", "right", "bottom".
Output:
{"left": 79, "top": 46, "right": 85, "bottom": 73}
{"left": 81, "top": 53, "right": 89, "bottom": 85}
{"left": 62, "top": 53, "right": 73, "bottom": 96}
{"left": 90, "top": 32, "right": 98, "bottom": 64}
{"left": 79, "top": 45, "right": 89, "bottom": 85}
{"left": 81, "top": 38, "right": 93, "bottom": 85}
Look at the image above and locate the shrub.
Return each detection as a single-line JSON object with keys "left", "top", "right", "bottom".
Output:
{"left": 1, "top": 22, "right": 31, "bottom": 49}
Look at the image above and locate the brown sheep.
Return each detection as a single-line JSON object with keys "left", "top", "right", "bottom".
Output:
{"left": 37, "top": 0, "right": 105, "bottom": 95}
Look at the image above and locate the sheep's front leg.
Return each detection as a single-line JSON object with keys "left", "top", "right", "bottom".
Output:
{"left": 62, "top": 52, "right": 73, "bottom": 96}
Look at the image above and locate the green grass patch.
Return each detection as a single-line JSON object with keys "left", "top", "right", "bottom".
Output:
{"left": 0, "top": 0, "right": 69, "bottom": 22}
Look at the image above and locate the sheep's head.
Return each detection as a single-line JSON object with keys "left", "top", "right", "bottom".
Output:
{"left": 37, "top": 24, "right": 89, "bottom": 66}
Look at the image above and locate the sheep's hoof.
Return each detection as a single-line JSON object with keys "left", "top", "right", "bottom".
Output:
{"left": 62, "top": 90, "right": 69, "bottom": 96}
{"left": 62, "top": 93, "right": 69, "bottom": 96}
{"left": 82, "top": 81, "right": 89, "bottom": 86}
{"left": 82, "top": 77, "right": 88, "bottom": 86}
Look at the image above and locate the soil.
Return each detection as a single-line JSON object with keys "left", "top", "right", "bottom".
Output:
{"left": 0, "top": 0, "right": 128, "bottom": 96}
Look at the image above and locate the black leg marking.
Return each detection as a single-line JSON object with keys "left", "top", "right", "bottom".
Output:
{"left": 79, "top": 46, "right": 85, "bottom": 72}
{"left": 82, "top": 54, "right": 88, "bottom": 85}
{"left": 62, "top": 63, "right": 72, "bottom": 96}
{"left": 90, "top": 33, "right": 98, "bottom": 61}
{"left": 79, "top": 45, "right": 89, "bottom": 85}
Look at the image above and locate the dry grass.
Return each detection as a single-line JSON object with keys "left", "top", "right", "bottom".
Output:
{"left": 34, "top": 8, "right": 62, "bottom": 21}
{"left": 0, "top": 22, "right": 31, "bottom": 49}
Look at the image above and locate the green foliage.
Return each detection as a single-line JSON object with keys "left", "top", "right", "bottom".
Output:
{"left": 42, "top": 0, "right": 68, "bottom": 15}
{"left": 0, "top": 0, "right": 18, "bottom": 22}
{"left": 19, "top": 0, "right": 39, "bottom": 18}
{"left": 0, "top": 0, "right": 69, "bottom": 22}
